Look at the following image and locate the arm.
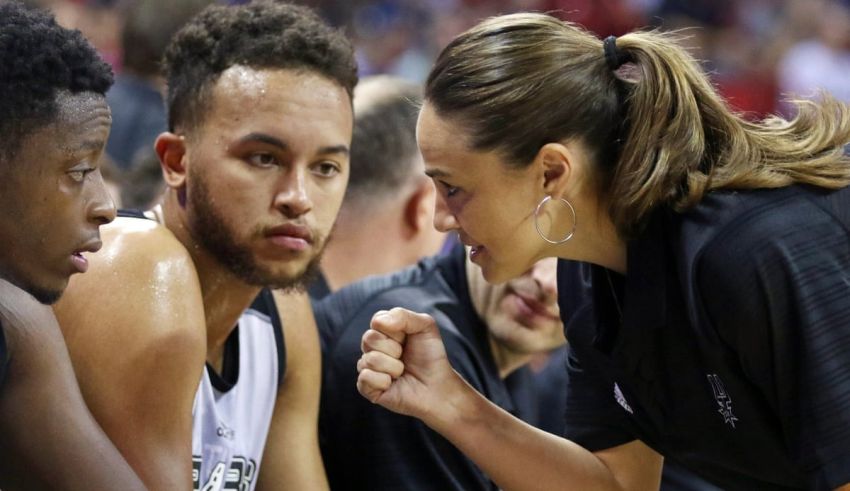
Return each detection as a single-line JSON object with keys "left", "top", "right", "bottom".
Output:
{"left": 357, "top": 308, "right": 662, "bottom": 491}
{"left": 320, "top": 299, "right": 529, "bottom": 490}
{"left": 256, "top": 290, "right": 328, "bottom": 491}
{"left": 0, "top": 281, "right": 145, "bottom": 490}
{"left": 54, "top": 219, "right": 207, "bottom": 490}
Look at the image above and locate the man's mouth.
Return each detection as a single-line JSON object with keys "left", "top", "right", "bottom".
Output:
{"left": 70, "top": 252, "right": 89, "bottom": 273}
{"left": 69, "top": 239, "right": 103, "bottom": 274}
{"left": 510, "top": 290, "right": 560, "bottom": 322}
{"left": 265, "top": 223, "right": 314, "bottom": 252}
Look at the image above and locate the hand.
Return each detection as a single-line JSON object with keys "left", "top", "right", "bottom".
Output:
{"left": 356, "top": 308, "right": 460, "bottom": 421}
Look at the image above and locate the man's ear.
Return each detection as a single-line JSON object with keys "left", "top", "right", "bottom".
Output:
{"left": 535, "top": 142, "right": 574, "bottom": 198}
{"left": 402, "top": 178, "right": 437, "bottom": 239}
{"left": 155, "top": 132, "right": 188, "bottom": 189}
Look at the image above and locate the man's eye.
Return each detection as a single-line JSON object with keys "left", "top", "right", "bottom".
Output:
{"left": 441, "top": 181, "right": 460, "bottom": 197}
{"left": 68, "top": 169, "right": 93, "bottom": 183}
{"left": 313, "top": 162, "right": 340, "bottom": 177}
{"left": 248, "top": 153, "right": 278, "bottom": 167}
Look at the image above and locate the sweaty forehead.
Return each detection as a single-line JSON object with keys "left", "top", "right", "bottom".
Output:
{"left": 26, "top": 91, "right": 111, "bottom": 155}
{"left": 195, "top": 66, "right": 354, "bottom": 151}
{"left": 6, "top": 92, "right": 111, "bottom": 176}
{"left": 54, "top": 91, "right": 111, "bottom": 128}
{"left": 214, "top": 65, "right": 270, "bottom": 102}
{"left": 207, "top": 66, "right": 351, "bottom": 122}
{"left": 54, "top": 92, "right": 111, "bottom": 153}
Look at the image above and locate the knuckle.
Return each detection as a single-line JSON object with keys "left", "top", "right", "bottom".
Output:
{"left": 361, "top": 330, "right": 379, "bottom": 350}
{"left": 363, "top": 350, "right": 379, "bottom": 366}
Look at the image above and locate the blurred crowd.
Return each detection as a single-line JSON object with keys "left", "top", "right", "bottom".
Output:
{"left": 323, "top": 0, "right": 850, "bottom": 121}
{"left": 23, "top": 0, "right": 850, "bottom": 202}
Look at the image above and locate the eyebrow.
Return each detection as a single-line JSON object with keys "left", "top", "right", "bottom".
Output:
{"left": 424, "top": 169, "right": 450, "bottom": 179}
{"left": 237, "top": 133, "right": 349, "bottom": 156}
{"left": 317, "top": 144, "right": 350, "bottom": 156}
{"left": 238, "top": 132, "right": 288, "bottom": 150}
{"left": 74, "top": 139, "right": 106, "bottom": 152}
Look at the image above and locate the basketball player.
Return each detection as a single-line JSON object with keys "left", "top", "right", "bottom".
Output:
{"left": 54, "top": 2, "right": 356, "bottom": 489}
{"left": 0, "top": 3, "right": 144, "bottom": 489}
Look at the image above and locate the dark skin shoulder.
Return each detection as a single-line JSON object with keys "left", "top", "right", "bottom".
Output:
{"left": 0, "top": 278, "right": 145, "bottom": 490}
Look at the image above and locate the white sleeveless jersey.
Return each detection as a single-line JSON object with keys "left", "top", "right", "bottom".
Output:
{"left": 192, "top": 290, "right": 285, "bottom": 491}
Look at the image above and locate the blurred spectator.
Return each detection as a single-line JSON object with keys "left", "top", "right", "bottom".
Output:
{"left": 351, "top": 2, "right": 434, "bottom": 81}
{"left": 36, "top": 0, "right": 850, "bottom": 120}
{"left": 316, "top": 245, "right": 565, "bottom": 490}
{"left": 778, "top": 0, "right": 850, "bottom": 104}
{"left": 543, "top": 0, "right": 650, "bottom": 36}
{"left": 105, "top": 0, "right": 211, "bottom": 169}
{"left": 311, "top": 76, "right": 446, "bottom": 298}
{"left": 99, "top": 154, "right": 125, "bottom": 209}
{"left": 36, "top": 0, "right": 124, "bottom": 67}
{"left": 120, "top": 149, "right": 165, "bottom": 210}
{"left": 654, "top": 0, "right": 735, "bottom": 27}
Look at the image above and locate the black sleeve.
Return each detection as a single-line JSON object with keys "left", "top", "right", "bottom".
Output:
{"left": 556, "top": 260, "right": 636, "bottom": 451}
{"left": 561, "top": 306, "right": 636, "bottom": 452}
{"left": 697, "top": 204, "right": 850, "bottom": 490}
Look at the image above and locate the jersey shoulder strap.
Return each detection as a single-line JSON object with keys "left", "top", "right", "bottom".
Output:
{"left": 249, "top": 289, "right": 286, "bottom": 387}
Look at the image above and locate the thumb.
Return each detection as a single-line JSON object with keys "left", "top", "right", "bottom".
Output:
{"left": 370, "top": 307, "right": 437, "bottom": 344}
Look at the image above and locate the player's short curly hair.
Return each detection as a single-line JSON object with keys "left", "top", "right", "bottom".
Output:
{"left": 0, "top": 2, "right": 114, "bottom": 161}
{"left": 163, "top": 0, "right": 358, "bottom": 133}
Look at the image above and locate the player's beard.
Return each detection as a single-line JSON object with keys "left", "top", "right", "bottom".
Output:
{"left": 186, "top": 170, "right": 325, "bottom": 292}
{"left": 23, "top": 282, "right": 62, "bottom": 305}
{"left": 0, "top": 267, "right": 64, "bottom": 305}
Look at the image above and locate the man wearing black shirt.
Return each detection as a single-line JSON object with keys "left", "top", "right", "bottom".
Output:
{"left": 316, "top": 244, "right": 564, "bottom": 490}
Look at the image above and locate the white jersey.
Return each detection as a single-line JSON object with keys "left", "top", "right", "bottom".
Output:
{"left": 192, "top": 290, "right": 285, "bottom": 491}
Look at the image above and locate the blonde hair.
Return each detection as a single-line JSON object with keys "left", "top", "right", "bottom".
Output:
{"left": 424, "top": 13, "right": 850, "bottom": 237}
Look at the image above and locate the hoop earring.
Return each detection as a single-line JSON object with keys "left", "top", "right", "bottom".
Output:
{"left": 534, "top": 196, "right": 576, "bottom": 244}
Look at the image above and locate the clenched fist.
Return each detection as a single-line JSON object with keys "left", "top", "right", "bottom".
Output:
{"left": 356, "top": 307, "right": 464, "bottom": 423}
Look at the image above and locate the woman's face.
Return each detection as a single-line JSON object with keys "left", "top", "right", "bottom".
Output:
{"left": 417, "top": 103, "right": 548, "bottom": 283}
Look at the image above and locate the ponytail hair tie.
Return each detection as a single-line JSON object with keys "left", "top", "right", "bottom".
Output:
{"left": 603, "top": 35, "right": 629, "bottom": 70}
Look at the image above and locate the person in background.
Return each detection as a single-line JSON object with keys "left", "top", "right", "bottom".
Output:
{"left": 311, "top": 75, "right": 445, "bottom": 299}
{"left": 120, "top": 148, "right": 166, "bottom": 210}
{"left": 105, "top": 0, "right": 212, "bottom": 169}
{"left": 316, "top": 244, "right": 565, "bottom": 490}
{"left": 778, "top": 0, "right": 850, "bottom": 104}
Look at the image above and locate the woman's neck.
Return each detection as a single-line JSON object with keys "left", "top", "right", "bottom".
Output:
{"left": 550, "top": 200, "right": 627, "bottom": 274}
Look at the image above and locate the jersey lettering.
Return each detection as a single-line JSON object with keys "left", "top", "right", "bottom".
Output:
{"left": 193, "top": 456, "right": 257, "bottom": 491}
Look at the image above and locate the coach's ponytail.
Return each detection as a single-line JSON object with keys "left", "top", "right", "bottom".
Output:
{"left": 425, "top": 13, "right": 850, "bottom": 238}
{"left": 609, "top": 31, "right": 850, "bottom": 236}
